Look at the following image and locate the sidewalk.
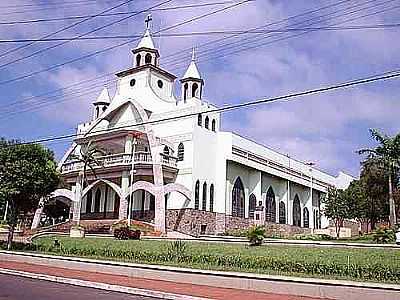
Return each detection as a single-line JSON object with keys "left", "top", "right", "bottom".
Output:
{"left": 0, "top": 260, "right": 322, "bottom": 300}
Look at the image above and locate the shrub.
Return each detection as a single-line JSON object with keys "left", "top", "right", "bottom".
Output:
{"left": 166, "top": 240, "right": 188, "bottom": 261}
{"left": 247, "top": 225, "right": 266, "bottom": 246}
{"left": 113, "top": 226, "right": 141, "bottom": 240}
{"left": 294, "top": 234, "right": 333, "bottom": 241}
{"left": 372, "top": 227, "right": 395, "bottom": 244}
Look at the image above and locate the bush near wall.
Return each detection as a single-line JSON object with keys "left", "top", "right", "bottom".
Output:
{"left": 26, "top": 237, "right": 400, "bottom": 283}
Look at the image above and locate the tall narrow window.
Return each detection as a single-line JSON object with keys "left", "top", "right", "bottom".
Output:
{"left": 293, "top": 195, "right": 301, "bottom": 227}
{"left": 177, "top": 143, "right": 184, "bottom": 161}
{"left": 279, "top": 201, "right": 286, "bottom": 224}
{"left": 205, "top": 116, "right": 209, "bottom": 129}
{"left": 202, "top": 182, "right": 207, "bottom": 211}
{"left": 265, "top": 187, "right": 276, "bottom": 223}
{"left": 86, "top": 190, "right": 93, "bottom": 213}
{"left": 249, "top": 194, "right": 257, "bottom": 219}
{"left": 194, "top": 180, "right": 200, "bottom": 210}
{"left": 232, "top": 177, "right": 245, "bottom": 218}
{"left": 192, "top": 83, "right": 198, "bottom": 98}
{"left": 303, "top": 207, "right": 309, "bottom": 228}
{"left": 197, "top": 114, "right": 202, "bottom": 126}
{"left": 94, "top": 188, "right": 101, "bottom": 213}
{"left": 184, "top": 83, "right": 188, "bottom": 101}
{"left": 136, "top": 54, "right": 141, "bottom": 67}
{"left": 145, "top": 53, "right": 152, "bottom": 64}
{"left": 209, "top": 184, "right": 214, "bottom": 212}
{"left": 211, "top": 119, "right": 216, "bottom": 132}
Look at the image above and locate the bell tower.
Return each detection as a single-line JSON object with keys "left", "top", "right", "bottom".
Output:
{"left": 180, "top": 48, "right": 204, "bottom": 102}
{"left": 132, "top": 14, "right": 160, "bottom": 68}
{"left": 92, "top": 87, "right": 110, "bottom": 120}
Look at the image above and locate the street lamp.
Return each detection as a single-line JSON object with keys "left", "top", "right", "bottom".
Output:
{"left": 305, "top": 162, "right": 315, "bottom": 230}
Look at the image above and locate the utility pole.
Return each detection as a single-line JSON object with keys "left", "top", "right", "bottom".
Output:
{"left": 3, "top": 200, "right": 8, "bottom": 222}
{"left": 127, "top": 136, "right": 137, "bottom": 225}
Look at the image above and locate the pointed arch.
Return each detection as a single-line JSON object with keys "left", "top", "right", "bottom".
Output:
{"left": 136, "top": 54, "right": 141, "bottom": 67}
{"left": 194, "top": 180, "right": 200, "bottom": 210}
{"left": 177, "top": 143, "right": 184, "bottom": 161}
{"left": 164, "top": 183, "right": 192, "bottom": 200}
{"left": 211, "top": 119, "right": 216, "bottom": 132}
{"left": 266, "top": 187, "right": 276, "bottom": 223}
{"left": 205, "top": 116, "right": 210, "bottom": 129}
{"left": 82, "top": 179, "right": 123, "bottom": 201}
{"left": 192, "top": 83, "right": 198, "bottom": 97}
{"left": 202, "top": 182, "right": 207, "bottom": 211}
{"left": 209, "top": 184, "right": 214, "bottom": 212}
{"left": 293, "top": 195, "right": 301, "bottom": 227}
{"left": 163, "top": 145, "right": 170, "bottom": 156}
{"left": 145, "top": 53, "right": 152, "bottom": 64}
{"left": 303, "top": 207, "right": 310, "bottom": 228}
{"left": 197, "top": 114, "right": 202, "bottom": 126}
{"left": 279, "top": 201, "right": 286, "bottom": 224}
{"left": 232, "top": 177, "right": 245, "bottom": 218}
{"left": 184, "top": 83, "right": 189, "bottom": 101}
{"left": 249, "top": 193, "right": 257, "bottom": 219}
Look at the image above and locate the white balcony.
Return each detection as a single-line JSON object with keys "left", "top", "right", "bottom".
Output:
{"left": 61, "top": 152, "right": 177, "bottom": 174}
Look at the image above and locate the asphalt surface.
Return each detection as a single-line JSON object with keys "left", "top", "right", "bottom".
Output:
{"left": 0, "top": 274, "right": 158, "bottom": 300}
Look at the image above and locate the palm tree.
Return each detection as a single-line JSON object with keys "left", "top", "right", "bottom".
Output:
{"left": 358, "top": 129, "right": 400, "bottom": 227}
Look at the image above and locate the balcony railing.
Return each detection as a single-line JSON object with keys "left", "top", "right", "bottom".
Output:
{"left": 61, "top": 152, "right": 177, "bottom": 173}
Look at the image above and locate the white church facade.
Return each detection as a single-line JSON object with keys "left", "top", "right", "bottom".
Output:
{"left": 32, "top": 19, "right": 353, "bottom": 236}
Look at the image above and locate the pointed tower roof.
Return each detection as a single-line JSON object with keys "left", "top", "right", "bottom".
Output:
{"left": 94, "top": 87, "right": 111, "bottom": 104}
{"left": 136, "top": 28, "right": 156, "bottom": 50}
{"left": 182, "top": 48, "right": 202, "bottom": 80}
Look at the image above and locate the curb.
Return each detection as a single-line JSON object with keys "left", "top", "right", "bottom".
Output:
{"left": 1, "top": 250, "right": 399, "bottom": 291}
{"left": 0, "top": 267, "right": 211, "bottom": 300}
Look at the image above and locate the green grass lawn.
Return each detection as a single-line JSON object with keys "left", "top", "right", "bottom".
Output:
{"left": 28, "top": 236, "right": 400, "bottom": 284}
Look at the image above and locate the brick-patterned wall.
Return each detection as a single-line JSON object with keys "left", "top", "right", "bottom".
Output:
{"left": 225, "top": 215, "right": 252, "bottom": 231}
{"left": 264, "top": 222, "right": 311, "bottom": 238}
{"left": 166, "top": 209, "right": 216, "bottom": 236}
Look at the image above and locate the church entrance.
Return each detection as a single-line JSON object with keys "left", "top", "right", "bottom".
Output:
{"left": 128, "top": 190, "right": 155, "bottom": 223}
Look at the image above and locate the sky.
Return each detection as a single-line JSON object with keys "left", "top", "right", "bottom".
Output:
{"left": 0, "top": 0, "right": 399, "bottom": 177}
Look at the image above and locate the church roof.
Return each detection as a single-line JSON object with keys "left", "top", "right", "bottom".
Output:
{"left": 94, "top": 87, "right": 111, "bottom": 104}
{"left": 182, "top": 48, "right": 202, "bottom": 80}
{"left": 135, "top": 28, "right": 156, "bottom": 50}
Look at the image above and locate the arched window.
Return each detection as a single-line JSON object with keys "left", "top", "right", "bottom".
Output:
{"left": 94, "top": 188, "right": 101, "bottom": 213}
{"left": 205, "top": 116, "right": 209, "bottom": 129}
{"left": 232, "top": 177, "right": 245, "bottom": 218}
{"left": 177, "top": 143, "right": 184, "bottom": 161}
{"left": 249, "top": 194, "right": 257, "bottom": 219}
{"left": 197, "top": 114, "right": 202, "bottom": 126}
{"left": 95, "top": 106, "right": 99, "bottom": 118}
{"left": 265, "top": 187, "right": 276, "bottom": 223}
{"left": 202, "top": 182, "right": 207, "bottom": 211}
{"left": 163, "top": 146, "right": 169, "bottom": 156}
{"left": 136, "top": 54, "right": 141, "bottom": 67}
{"left": 211, "top": 119, "right": 216, "bottom": 132}
{"left": 184, "top": 83, "right": 188, "bottom": 101}
{"left": 102, "top": 106, "right": 107, "bottom": 112}
{"left": 194, "top": 180, "right": 200, "bottom": 210}
{"left": 86, "top": 190, "right": 92, "bottom": 213}
{"left": 209, "top": 184, "right": 214, "bottom": 212}
{"left": 303, "top": 207, "right": 309, "bottom": 228}
{"left": 293, "top": 195, "right": 301, "bottom": 227}
{"left": 192, "top": 83, "right": 198, "bottom": 98}
{"left": 145, "top": 53, "right": 152, "bottom": 64}
{"left": 279, "top": 201, "right": 286, "bottom": 224}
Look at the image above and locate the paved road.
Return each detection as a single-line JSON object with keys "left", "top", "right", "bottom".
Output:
{"left": 0, "top": 274, "right": 157, "bottom": 300}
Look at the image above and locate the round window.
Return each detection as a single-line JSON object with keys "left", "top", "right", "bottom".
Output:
{"left": 130, "top": 79, "right": 136, "bottom": 87}
{"left": 157, "top": 80, "right": 163, "bottom": 89}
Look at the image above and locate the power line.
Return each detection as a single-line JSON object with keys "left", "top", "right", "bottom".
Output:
{"left": 1, "top": 23, "right": 399, "bottom": 44}
{"left": 7, "top": 67, "right": 400, "bottom": 147}
{"left": 0, "top": 0, "right": 388, "bottom": 116}
{"left": 0, "top": 0, "right": 135, "bottom": 60}
{"left": 0, "top": 0, "right": 176, "bottom": 68}
{"left": 0, "top": 0, "right": 252, "bottom": 87}
{"left": 0, "top": 0, "right": 117, "bottom": 9}
{"left": 0, "top": 1, "right": 241, "bottom": 25}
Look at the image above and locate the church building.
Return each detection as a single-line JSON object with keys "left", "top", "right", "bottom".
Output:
{"left": 32, "top": 18, "right": 353, "bottom": 236}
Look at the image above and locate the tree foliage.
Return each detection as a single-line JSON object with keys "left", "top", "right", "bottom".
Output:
{"left": 0, "top": 138, "right": 60, "bottom": 248}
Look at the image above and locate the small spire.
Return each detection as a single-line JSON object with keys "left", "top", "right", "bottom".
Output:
{"left": 183, "top": 48, "right": 202, "bottom": 80}
{"left": 191, "top": 47, "right": 196, "bottom": 62}
{"left": 135, "top": 16, "right": 156, "bottom": 50}
{"left": 95, "top": 87, "right": 111, "bottom": 104}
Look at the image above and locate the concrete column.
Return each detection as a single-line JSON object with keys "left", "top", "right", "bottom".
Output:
{"left": 31, "top": 197, "right": 46, "bottom": 230}
{"left": 287, "top": 181, "right": 292, "bottom": 225}
{"left": 125, "top": 134, "right": 133, "bottom": 154}
{"left": 119, "top": 170, "right": 130, "bottom": 220}
{"left": 307, "top": 189, "right": 315, "bottom": 230}
{"left": 72, "top": 174, "right": 83, "bottom": 223}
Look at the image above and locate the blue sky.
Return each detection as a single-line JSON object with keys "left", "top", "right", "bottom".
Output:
{"left": 0, "top": 0, "right": 399, "bottom": 177}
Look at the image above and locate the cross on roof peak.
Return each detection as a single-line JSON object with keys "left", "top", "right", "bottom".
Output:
{"left": 145, "top": 14, "right": 153, "bottom": 30}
